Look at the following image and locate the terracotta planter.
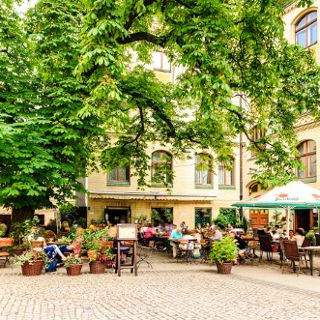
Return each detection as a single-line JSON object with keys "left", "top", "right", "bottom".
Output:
{"left": 0, "top": 238, "right": 14, "bottom": 247}
{"left": 21, "top": 260, "right": 44, "bottom": 276}
{"left": 216, "top": 262, "right": 233, "bottom": 274}
{"left": 66, "top": 264, "right": 82, "bottom": 276}
{"left": 89, "top": 261, "right": 106, "bottom": 274}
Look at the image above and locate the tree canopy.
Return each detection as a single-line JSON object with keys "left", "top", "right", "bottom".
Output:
{"left": 0, "top": 0, "right": 100, "bottom": 221}
{"left": 0, "top": 0, "right": 319, "bottom": 220}
{"left": 76, "top": 0, "right": 320, "bottom": 187}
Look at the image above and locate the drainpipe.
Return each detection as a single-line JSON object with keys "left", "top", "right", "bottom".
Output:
{"left": 239, "top": 96, "right": 244, "bottom": 220}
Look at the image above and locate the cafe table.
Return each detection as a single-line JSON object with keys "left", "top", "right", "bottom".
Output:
{"left": 301, "top": 246, "right": 320, "bottom": 276}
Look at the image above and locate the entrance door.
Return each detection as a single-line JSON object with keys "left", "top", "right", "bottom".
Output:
{"left": 249, "top": 210, "right": 269, "bottom": 229}
{"left": 295, "top": 209, "right": 311, "bottom": 232}
{"left": 104, "top": 207, "right": 131, "bottom": 225}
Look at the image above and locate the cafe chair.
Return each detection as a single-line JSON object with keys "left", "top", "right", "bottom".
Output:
{"left": 137, "top": 240, "right": 155, "bottom": 269}
{"left": 282, "top": 240, "right": 309, "bottom": 276}
{"left": 177, "top": 239, "right": 194, "bottom": 263}
{"left": 258, "top": 234, "right": 273, "bottom": 262}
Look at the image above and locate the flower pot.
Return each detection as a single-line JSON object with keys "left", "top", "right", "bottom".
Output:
{"left": 66, "top": 264, "right": 82, "bottom": 276}
{"left": 21, "top": 260, "right": 44, "bottom": 276}
{"left": 89, "top": 261, "right": 106, "bottom": 274}
{"left": 0, "top": 238, "right": 13, "bottom": 247}
{"left": 216, "top": 262, "right": 233, "bottom": 274}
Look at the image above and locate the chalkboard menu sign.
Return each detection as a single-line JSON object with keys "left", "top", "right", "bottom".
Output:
{"left": 117, "top": 224, "right": 137, "bottom": 240}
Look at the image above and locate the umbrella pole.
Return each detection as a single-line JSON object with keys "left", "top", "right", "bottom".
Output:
{"left": 286, "top": 207, "right": 290, "bottom": 238}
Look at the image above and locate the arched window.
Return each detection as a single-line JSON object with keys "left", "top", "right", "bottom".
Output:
{"left": 107, "top": 165, "right": 130, "bottom": 185}
{"left": 248, "top": 181, "right": 263, "bottom": 196}
{"left": 218, "top": 158, "right": 235, "bottom": 186}
{"left": 251, "top": 125, "right": 265, "bottom": 157}
{"left": 151, "top": 151, "right": 173, "bottom": 185}
{"left": 295, "top": 11, "right": 317, "bottom": 48}
{"left": 195, "top": 153, "right": 213, "bottom": 187}
{"left": 297, "top": 140, "right": 316, "bottom": 179}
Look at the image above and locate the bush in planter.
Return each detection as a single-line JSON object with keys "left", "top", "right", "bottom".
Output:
{"left": 15, "top": 251, "right": 47, "bottom": 276}
{"left": 83, "top": 226, "right": 114, "bottom": 273}
{"left": 306, "top": 230, "right": 316, "bottom": 245}
{"left": 64, "top": 254, "right": 82, "bottom": 276}
{"left": 209, "top": 236, "right": 238, "bottom": 274}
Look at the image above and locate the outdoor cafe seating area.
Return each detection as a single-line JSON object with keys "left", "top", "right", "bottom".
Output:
{"left": 1, "top": 213, "right": 320, "bottom": 277}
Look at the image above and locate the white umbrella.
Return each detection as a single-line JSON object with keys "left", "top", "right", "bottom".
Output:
{"left": 233, "top": 181, "right": 320, "bottom": 236}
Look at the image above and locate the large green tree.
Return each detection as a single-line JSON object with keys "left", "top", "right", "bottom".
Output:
{"left": 76, "top": 0, "right": 320, "bottom": 187}
{"left": 0, "top": 0, "right": 101, "bottom": 222}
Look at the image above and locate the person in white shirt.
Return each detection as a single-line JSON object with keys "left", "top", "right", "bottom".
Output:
{"left": 293, "top": 229, "right": 305, "bottom": 248}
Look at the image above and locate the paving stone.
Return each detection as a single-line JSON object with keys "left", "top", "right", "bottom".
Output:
{"left": 1, "top": 253, "right": 320, "bottom": 319}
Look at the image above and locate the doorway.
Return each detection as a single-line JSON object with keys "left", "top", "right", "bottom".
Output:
{"left": 295, "top": 209, "right": 311, "bottom": 232}
{"left": 104, "top": 207, "right": 131, "bottom": 225}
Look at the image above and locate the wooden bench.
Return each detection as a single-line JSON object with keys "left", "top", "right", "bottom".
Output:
{"left": 0, "top": 238, "right": 14, "bottom": 267}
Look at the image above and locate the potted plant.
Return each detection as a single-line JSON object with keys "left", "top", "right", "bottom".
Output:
{"left": 306, "top": 230, "right": 316, "bottom": 245}
{"left": 209, "top": 235, "right": 238, "bottom": 274}
{"left": 88, "top": 246, "right": 114, "bottom": 274}
{"left": 16, "top": 251, "right": 47, "bottom": 276}
{"left": 82, "top": 226, "right": 114, "bottom": 273}
{"left": 64, "top": 254, "right": 82, "bottom": 276}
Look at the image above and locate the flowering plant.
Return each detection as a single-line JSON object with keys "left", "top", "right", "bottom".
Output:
{"left": 63, "top": 254, "right": 82, "bottom": 268}
{"left": 15, "top": 250, "right": 47, "bottom": 265}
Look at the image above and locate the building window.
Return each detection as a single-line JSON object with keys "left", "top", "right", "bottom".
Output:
{"left": 195, "top": 153, "right": 213, "bottom": 187}
{"left": 151, "top": 52, "right": 171, "bottom": 72}
{"left": 248, "top": 181, "right": 263, "bottom": 196}
{"left": 295, "top": 11, "right": 317, "bottom": 48}
{"left": 297, "top": 140, "right": 316, "bottom": 179}
{"left": 151, "top": 151, "right": 173, "bottom": 185}
{"left": 107, "top": 166, "right": 130, "bottom": 185}
{"left": 195, "top": 208, "right": 212, "bottom": 227}
{"left": 218, "top": 158, "right": 235, "bottom": 186}
{"left": 251, "top": 125, "right": 265, "bottom": 157}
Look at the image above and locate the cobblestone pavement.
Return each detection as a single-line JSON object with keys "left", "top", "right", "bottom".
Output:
{"left": 1, "top": 253, "right": 320, "bottom": 320}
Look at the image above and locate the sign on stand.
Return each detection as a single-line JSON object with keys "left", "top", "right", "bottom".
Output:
{"left": 116, "top": 224, "right": 138, "bottom": 277}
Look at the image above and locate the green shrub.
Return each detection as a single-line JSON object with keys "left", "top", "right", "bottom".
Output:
{"left": 209, "top": 236, "right": 238, "bottom": 264}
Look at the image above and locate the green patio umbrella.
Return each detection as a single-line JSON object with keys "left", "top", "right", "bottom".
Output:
{"left": 232, "top": 181, "right": 320, "bottom": 236}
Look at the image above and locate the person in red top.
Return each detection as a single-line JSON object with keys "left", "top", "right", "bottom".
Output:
{"left": 143, "top": 223, "right": 156, "bottom": 245}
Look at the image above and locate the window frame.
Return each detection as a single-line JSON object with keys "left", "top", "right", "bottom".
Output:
{"left": 107, "top": 165, "right": 130, "bottom": 185}
{"left": 194, "top": 153, "right": 213, "bottom": 187}
{"left": 152, "top": 52, "right": 171, "bottom": 73}
{"left": 297, "top": 140, "right": 317, "bottom": 179}
{"left": 295, "top": 11, "right": 317, "bottom": 48}
{"left": 151, "top": 150, "right": 173, "bottom": 186}
{"left": 218, "top": 158, "right": 235, "bottom": 187}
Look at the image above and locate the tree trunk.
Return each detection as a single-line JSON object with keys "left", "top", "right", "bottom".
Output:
{"left": 11, "top": 207, "right": 35, "bottom": 223}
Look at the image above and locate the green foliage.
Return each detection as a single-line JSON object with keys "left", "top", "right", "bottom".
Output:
{"left": 269, "top": 210, "right": 286, "bottom": 228}
{"left": 215, "top": 208, "right": 237, "bottom": 228}
{"left": 10, "top": 216, "right": 40, "bottom": 246}
{"left": 15, "top": 250, "right": 47, "bottom": 266}
{"left": 0, "top": 1, "right": 101, "bottom": 220}
{"left": 209, "top": 236, "right": 238, "bottom": 264}
{"left": 74, "top": 0, "right": 320, "bottom": 188}
{"left": 306, "top": 230, "right": 316, "bottom": 245}
{"left": 82, "top": 226, "right": 111, "bottom": 251}
{"left": 63, "top": 254, "right": 82, "bottom": 268}
{"left": 0, "top": 225, "right": 6, "bottom": 237}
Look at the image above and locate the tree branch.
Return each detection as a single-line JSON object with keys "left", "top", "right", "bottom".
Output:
{"left": 121, "top": 106, "right": 145, "bottom": 147}
{"left": 117, "top": 32, "right": 166, "bottom": 47}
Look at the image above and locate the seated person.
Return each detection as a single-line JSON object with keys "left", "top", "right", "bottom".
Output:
{"left": 180, "top": 221, "right": 188, "bottom": 234}
{"left": 179, "top": 232, "right": 195, "bottom": 251}
{"left": 169, "top": 226, "right": 182, "bottom": 258}
{"left": 293, "top": 228, "right": 305, "bottom": 248}
{"left": 230, "top": 232, "right": 250, "bottom": 261}
{"left": 209, "top": 226, "right": 222, "bottom": 242}
{"left": 60, "top": 227, "right": 84, "bottom": 256}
